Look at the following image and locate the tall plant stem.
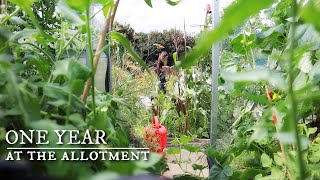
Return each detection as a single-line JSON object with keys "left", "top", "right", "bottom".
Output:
{"left": 81, "top": 0, "right": 120, "bottom": 103}
{"left": 86, "top": 5, "right": 96, "bottom": 120}
{"left": 288, "top": 0, "right": 305, "bottom": 179}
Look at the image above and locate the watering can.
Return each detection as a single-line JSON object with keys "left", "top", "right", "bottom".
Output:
{"left": 145, "top": 116, "right": 167, "bottom": 156}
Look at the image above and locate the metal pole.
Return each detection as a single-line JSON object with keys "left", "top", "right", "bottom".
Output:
{"left": 210, "top": 0, "right": 220, "bottom": 147}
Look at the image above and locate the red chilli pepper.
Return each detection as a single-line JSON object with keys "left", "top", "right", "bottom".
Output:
{"left": 272, "top": 114, "right": 277, "bottom": 124}
{"left": 265, "top": 85, "right": 277, "bottom": 125}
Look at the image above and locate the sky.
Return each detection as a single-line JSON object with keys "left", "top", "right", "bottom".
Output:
{"left": 113, "top": 0, "right": 233, "bottom": 35}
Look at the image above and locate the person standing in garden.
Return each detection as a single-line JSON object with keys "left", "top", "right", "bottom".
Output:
{"left": 155, "top": 51, "right": 171, "bottom": 93}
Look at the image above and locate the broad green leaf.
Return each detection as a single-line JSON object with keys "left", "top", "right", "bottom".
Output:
{"left": 178, "top": 0, "right": 276, "bottom": 68}
{"left": 231, "top": 34, "right": 256, "bottom": 55}
{"left": 181, "top": 135, "right": 193, "bottom": 145}
{"left": 144, "top": 0, "right": 152, "bottom": 8}
{"left": 271, "top": 166, "right": 284, "bottom": 179}
{"left": 9, "top": 29, "right": 39, "bottom": 42}
{"left": 300, "top": 0, "right": 320, "bottom": 32}
{"left": 294, "top": 25, "right": 320, "bottom": 51}
{"left": 256, "top": 24, "right": 286, "bottom": 50}
{"left": 165, "top": 0, "right": 180, "bottom": 6}
{"left": 171, "top": 138, "right": 180, "bottom": 146}
{"left": 221, "top": 70, "right": 287, "bottom": 90}
{"left": 9, "top": 16, "right": 27, "bottom": 25}
{"left": 166, "top": 148, "right": 180, "bottom": 154}
{"left": 53, "top": 58, "right": 90, "bottom": 82}
{"left": 206, "top": 148, "right": 223, "bottom": 162}
{"left": 261, "top": 153, "right": 272, "bottom": 167}
{"left": 111, "top": 32, "right": 150, "bottom": 73}
{"left": 65, "top": 0, "right": 90, "bottom": 12}
{"left": 43, "top": 84, "right": 85, "bottom": 109}
{"left": 58, "top": 0, "right": 85, "bottom": 26}
{"left": 241, "top": 169, "right": 267, "bottom": 179}
{"left": 293, "top": 71, "right": 308, "bottom": 90}
{"left": 307, "top": 127, "right": 318, "bottom": 137}
{"left": 309, "top": 60, "right": 320, "bottom": 84}
{"left": 184, "top": 145, "right": 201, "bottom": 153}
{"left": 209, "top": 165, "right": 233, "bottom": 180}
{"left": 69, "top": 113, "right": 86, "bottom": 127}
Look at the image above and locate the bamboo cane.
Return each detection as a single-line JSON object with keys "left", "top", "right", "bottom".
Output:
{"left": 81, "top": 0, "right": 120, "bottom": 103}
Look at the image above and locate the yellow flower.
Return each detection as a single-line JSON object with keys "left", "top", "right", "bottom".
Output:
{"left": 272, "top": 93, "right": 282, "bottom": 101}
{"left": 240, "top": 39, "right": 244, "bottom": 44}
{"left": 246, "top": 41, "right": 253, "bottom": 46}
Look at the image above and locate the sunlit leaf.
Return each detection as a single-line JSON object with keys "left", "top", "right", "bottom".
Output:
{"left": 65, "top": 0, "right": 90, "bottom": 11}
{"left": 300, "top": 0, "right": 320, "bottom": 32}
{"left": 57, "top": 0, "right": 85, "bottom": 26}
{"left": 261, "top": 153, "right": 272, "bottom": 167}
{"left": 166, "top": 148, "right": 180, "bottom": 154}
{"left": 165, "top": 0, "right": 180, "bottom": 6}
{"left": 181, "top": 135, "right": 193, "bottom": 145}
{"left": 144, "top": 0, "right": 152, "bottom": 8}
{"left": 184, "top": 145, "right": 201, "bottom": 152}
{"left": 178, "top": 0, "right": 276, "bottom": 68}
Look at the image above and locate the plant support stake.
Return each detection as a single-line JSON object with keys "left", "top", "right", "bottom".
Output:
{"left": 210, "top": 0, "right": 220, "bottom": 147}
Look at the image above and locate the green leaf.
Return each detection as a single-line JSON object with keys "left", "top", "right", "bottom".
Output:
{"left": 307, "top": 127, "right": 318, "bottom": 137}
{"left": 166, "top": 148, "right": 180, "bottom": 154}
{"left": 231, "top": 34, "right": 256, "bottom": 55}
{"left": 58, "top": 0, "right": 85, "bottom": 26}
{"left": 192, "top": 164, "right": 206, "bottom": 171}
{"left": 9, "top": 29, "right": 39, "bottom": 42}
{"left": 9, "top": 16, "right": 27, "bottom": 25}
{"left": 221, "top": 70, "right": 287, "bottom": 90}
{"left": 261, "top": 153, "right": 272, "bottom": 167}
{"left": 144, "top": 0, "right": 152, "bottom": 8}
{"left": 95, "top": 0, "right": 114, "bottom": 16}
{"left": 240, "top": 168, "right": 267, "bottom": 180}
{"left": 111, "top": 32, "right": 150, "bottom": 73}
{"left": 69, "top": 113, "right": 86, "bottom": 127}
{"left": 165, "top": 0, "right": 180, "bottom": 6}
{"left": 53, "top": 58, "right": 90, "bottom": 82}
{"left": 300, "top": 0, "right": 320, "bottom": 32}
{"left": 171, "top": 138, "right": 180, "bottom": 146}
{"left": 241, "top": 94, "right": 269, "bottom": 105}
{"left": 178, "top": 0, "right": 276, "bottom": 68}
{"left": 65, "top": 0, "right": 90, "bottom": 11}
{"left": 209, "top": 165, "right": 233, "bottom": 180}
{"left": 184, "top": 145, "right": 201, "bottom": 153}
{"left": 181, "top": 135, "right": 193, "bottom": 145}
{"left": 43, "top": 84, "right": 85, "bottom": 109}
{"left": 309, "top": 60, "right": 320, "bottom": 84}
